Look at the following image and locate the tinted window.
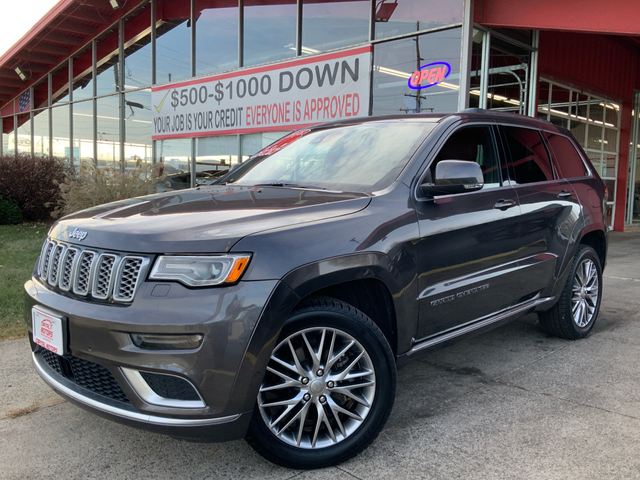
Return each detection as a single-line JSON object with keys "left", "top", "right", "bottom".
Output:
{"left": 502, "top": 127, "right": 554, "bottom": 184}
{"left": 545, "top": 133, "right": 588, "bottom": 178}
{"left": 431, "top": 126, "right": 503, "bottom": 188}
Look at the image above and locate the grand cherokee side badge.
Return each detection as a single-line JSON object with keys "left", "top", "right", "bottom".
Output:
{"left": 68, "top": 228, "right": 88, "bottom": 241}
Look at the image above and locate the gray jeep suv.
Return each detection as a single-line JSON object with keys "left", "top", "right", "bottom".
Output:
{"left": 26, "top": 110, "right": 608, "bottom": 469}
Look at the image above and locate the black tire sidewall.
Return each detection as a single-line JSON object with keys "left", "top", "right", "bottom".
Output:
{"left": 248, "top": 301, "right": 396, "bottom": 469}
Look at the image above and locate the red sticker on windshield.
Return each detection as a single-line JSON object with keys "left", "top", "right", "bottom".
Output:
{"left": 251, "top": 130, "right": 311, "bottom": 158}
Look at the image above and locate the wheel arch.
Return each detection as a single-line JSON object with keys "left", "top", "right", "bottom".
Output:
{"left": 230, "top": 253, "right": 409, "bottom": 415}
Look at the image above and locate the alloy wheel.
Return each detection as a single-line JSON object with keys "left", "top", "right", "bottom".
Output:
{"left": 257, "top": 327, "right": 376, "bottom": 449}
{"left": 571, "top": 258, "right": 599, "bottom": 328}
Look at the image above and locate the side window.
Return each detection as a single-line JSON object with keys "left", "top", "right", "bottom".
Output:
{"left": 544, "top": 133, "right": 589, "bottom": 178}
{"left": 502, "top": 126, "right": 554, "bottom": 184}
{"left": 431, "top": 126, "right": 502, "bottom": 188}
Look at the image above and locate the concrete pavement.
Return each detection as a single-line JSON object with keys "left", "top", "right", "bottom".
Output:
{"left": 2, "top": 232, "right": 640, "bottom": 479}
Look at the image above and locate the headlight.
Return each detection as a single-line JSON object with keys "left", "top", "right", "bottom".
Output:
{"left": 149, "top": 254, "right": 251, "bottom": 287}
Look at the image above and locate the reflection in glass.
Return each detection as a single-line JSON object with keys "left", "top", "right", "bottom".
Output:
{"left": 125, "top": 90, "right": 153, "bottom": 167}
{"left": 97, "top": 95, "right": 121, "bottom": 168}
{"left": 52, "top": 61, "right": 70, "bottom": 105}
{"left": 17, "top": 114, "right": 31, "bottom": 154}
{"left": 372, "top": 28, "right": 461, "bottom": 115}
{"left": 33, "top": 109, "right": 50, "bottom": 156}
{"left": 96, "top": 32, "right": 121, "bottom": 96}
{"left": 52, "top": 105, "right": 70, "bottom": 159}
{"left": 244, "top": 0, "right": 296, "bottom": 67}
{"left": 156, "top": 138, "right": 191, "bottom": 173}
{"left": 302, "top": 0, "right": 369, "bottom": 54}
{"left": 196, "top": 0, "right": 238, "bottom": 76}
{"left": 374, "top": 0, "right": 463, "bottom": 40}
{"left": 72, "top": 47, "right": 95, "bottom": 101}
{"left": 2, "top": 117, "right": 14, "bottom": 155}
{"left": 73, "top": 99, "right": 94, "bottom": 162}
{"left": 241, "top": 131, "right": 292, "bottom": 161}
{"left": 124, "top": 3, "right": 152, "bottom": 90}
{"left": 196, "top": 135, "right": 238, "bottom": 183}
{"left": 156, "top": 0, "right": 191, "bottom": 83}
{"left": 468, "top": 29, "right": 483, "bottom": 109}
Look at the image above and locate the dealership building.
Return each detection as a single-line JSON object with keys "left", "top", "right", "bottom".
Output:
{"left": 1, "top": 0, "right": 640, "bottom": 230}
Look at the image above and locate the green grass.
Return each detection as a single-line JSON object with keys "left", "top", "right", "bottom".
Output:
{"left": 0, "top": 224, "right": 48, "bottom": 341}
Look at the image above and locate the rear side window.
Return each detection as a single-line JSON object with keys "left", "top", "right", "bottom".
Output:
{"left": 545, "top": 133, "right": 588, "bottom": 178}
{"left": 502, "top": 126, "right": 554, "bottom": 184}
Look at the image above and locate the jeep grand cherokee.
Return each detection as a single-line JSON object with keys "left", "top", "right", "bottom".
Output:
{"left": 25, "top": 110, "right": 607, "bottom": 469}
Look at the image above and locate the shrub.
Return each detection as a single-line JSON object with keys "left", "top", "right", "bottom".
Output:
{"left": 0, "top": 154, "right": 67, "bottom": 222}
{"left": 0, "top": 195, "right": 23, "bottom": 225}
{"left": 53, "top": 160, "right": 165, "bottom": 218}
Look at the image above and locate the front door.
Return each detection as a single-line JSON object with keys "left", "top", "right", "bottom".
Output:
{"left": 413, "top": 124, "right": 522, "bottom": 341}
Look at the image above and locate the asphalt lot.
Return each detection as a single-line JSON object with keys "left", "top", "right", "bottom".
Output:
{"left": 2, "top": 232, "right": 640, "bottom": 479}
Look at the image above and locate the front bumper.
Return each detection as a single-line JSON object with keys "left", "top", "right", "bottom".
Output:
{"left": 25, "top": 275, "right": 281, "bottom": 441}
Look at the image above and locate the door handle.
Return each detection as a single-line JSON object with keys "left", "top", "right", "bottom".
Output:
{"left": 494, "top": 199, "right": 517, "bottom": 210}
{"left": 558, "top": 190, "right": 573, "bottom": 198}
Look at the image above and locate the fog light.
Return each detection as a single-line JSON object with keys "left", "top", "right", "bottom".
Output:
{"left": 131, "top": 333, "right": 203, "bottom": 350}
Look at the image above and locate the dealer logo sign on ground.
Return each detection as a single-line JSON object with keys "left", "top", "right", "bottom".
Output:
{"left": 151, "top": 46, "right": 372, "bottom": 139}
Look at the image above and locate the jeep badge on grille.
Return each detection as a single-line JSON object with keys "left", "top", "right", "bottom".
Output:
{"left": 68, "top": 228, "right": 88, "bottom": 241}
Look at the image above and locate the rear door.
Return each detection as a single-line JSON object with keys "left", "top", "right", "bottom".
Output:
{"left": 413, "top": 124, "right": 522, "bottom": 341}
{"left": 498, "top": 125, "right": 582, "bottom": 304}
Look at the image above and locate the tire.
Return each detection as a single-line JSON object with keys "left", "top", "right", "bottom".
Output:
{"left": 246, "top": 296, "right": 396, "bottom": 469}
{"left": 538, "top": 245, "right": 602, "bottom": 339}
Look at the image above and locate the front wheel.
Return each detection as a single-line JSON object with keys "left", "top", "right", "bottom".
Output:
{"left": 246, "top": 297, "right": 396, "bottom": 469}
{"left": 538, "top": 245, "right": 602, "bottom": 339}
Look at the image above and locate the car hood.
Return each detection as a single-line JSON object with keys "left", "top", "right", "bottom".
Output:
{"left": 49, "top": 185, "right": 371, "bottom": 253}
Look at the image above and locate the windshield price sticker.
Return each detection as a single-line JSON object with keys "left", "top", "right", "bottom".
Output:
{"left": 151, "top": 46, "right": 372, "bottom": 139}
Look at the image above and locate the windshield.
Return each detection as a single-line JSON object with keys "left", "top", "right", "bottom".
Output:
{"left": 229, "top": 122, "right": 435, "bottom": 192}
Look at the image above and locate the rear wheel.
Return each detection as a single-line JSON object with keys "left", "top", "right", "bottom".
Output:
{"left": 538, "top": 245, "right": 602, "bottom": 339}
{"left": 246, "top": 297, "right": 396, "bottom": 469}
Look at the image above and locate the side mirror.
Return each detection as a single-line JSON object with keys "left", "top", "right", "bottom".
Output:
{"left": 420, "top": 160, "right": 484, "bottom": 197}
{"left": 228, "top": 163, "right": 242, "bottom": 173}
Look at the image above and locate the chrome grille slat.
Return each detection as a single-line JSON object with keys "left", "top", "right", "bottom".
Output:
{"left": 37, "top": 239, "right": 149, "bottom": 304}
{"left": 74, "top": 251, "right": 96, "bottom": 296}
{"left": 92, "top": 254, "right": 118, "bottom": 300}
{"left": 114, "top": 257, "right": 144, "bottom": 302}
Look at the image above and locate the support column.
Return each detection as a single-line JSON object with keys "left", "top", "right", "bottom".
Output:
{"left": 614, "top": 99, "right": 633, "bottom": 231}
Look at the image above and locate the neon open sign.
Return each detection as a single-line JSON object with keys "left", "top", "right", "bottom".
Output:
{"left": 408, "top": 62, "right": 451, "bottom": 90}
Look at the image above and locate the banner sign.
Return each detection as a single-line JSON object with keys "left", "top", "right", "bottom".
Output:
{"left": 151, "top": 46, "right": 372, "bottom": 140}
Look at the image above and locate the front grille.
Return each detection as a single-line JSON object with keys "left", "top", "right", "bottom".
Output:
{"left": 38, "top": 350, "right": 130, "bottom": 404}
{"left": 140, "top": 372, "right": 201, "bottom": 401}
{"left": 38, "top": 239, "right": 150, "bottom": 304}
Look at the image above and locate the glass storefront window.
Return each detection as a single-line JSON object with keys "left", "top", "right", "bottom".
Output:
{"left": 155, "top": 138, "right": 191, "bottom": 173}
{"left": 156, "top": 0, "right": 191, "bottom": 84}
{"left": 51, "top": 61, "right": 70, "bottom": 105}
{"left": 51, "top": 105, "right": 70, "bottom": 159}
{"left": 2, "top": 117, "right": 14, "bottom": 155}
{"left": 33, "top": 109, "right": 50, "bottom": 157}
{"left": 125, "top": 90, "right": 152, "bottom": 168}
{"left": 73, "top": 99, "right": 94, "bottom": 162}
{"left": 72, "top": 47, "right": 95, "bottom": 101}
{"left": 302, "top": 0, "right": 369, "bottom": 54}
{"left": 196, "top": 135, "right": 238, "bottom": 179}
{"left": 372, "top": 28, "right": 461, "bottom": 115}
{"left": 96, "top": 31, "right": 121, "bottom": 96}
{"left": 124, "top": 4, "right": 153, "bottom": 90}
{"left": 244, "top": 0, "right": 296, "bottom": 67}
{"left": 17, "top": 114, "right": 31, "bottom": 154}
{"left": 196, "top": 0, "right": 239, "bottom": 76}
{"left": 374, "top": 0, "right": 463, "bottom": 40}
{"left": 97, "top": 95, "right": 121, "bottom": 168}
